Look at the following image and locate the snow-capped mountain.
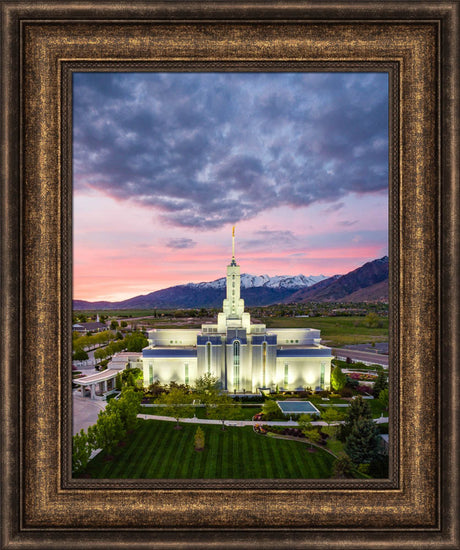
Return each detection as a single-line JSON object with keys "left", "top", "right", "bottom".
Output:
{"left": 187, "top": 273, "right": 327, "bottom": 290}
{"left": 73, "top": 259, "right": 388, "bottom": 310}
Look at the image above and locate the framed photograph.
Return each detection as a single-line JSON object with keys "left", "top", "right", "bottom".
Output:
{"left": 1, "top": 1, "right": 458, "bottom": 548}
{"left": 71, "top": 69, "right": 391, "bottom": 482}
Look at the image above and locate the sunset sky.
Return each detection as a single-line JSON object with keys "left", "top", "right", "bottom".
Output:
{"left": 73, "top": 72, "right": 388, "bottom": 302}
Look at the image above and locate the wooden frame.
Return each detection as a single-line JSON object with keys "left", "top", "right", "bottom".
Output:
{"left": 1, "top": 1, "right": 458, "bottom": 548}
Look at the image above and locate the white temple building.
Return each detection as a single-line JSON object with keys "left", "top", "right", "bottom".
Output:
{"left": 142, "top": 229, "right": 332, "bottom": 393}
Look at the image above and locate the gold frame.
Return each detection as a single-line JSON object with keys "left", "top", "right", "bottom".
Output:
{"left": 1, "top": 1, "right": 458, "bottom": 547}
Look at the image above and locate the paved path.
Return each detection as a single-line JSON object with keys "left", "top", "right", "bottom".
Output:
{"left": 73, "top": 392, "right": 107, "bottom": 435}
{"left": 137, "top": 414, "right": 389, "bottom": 427}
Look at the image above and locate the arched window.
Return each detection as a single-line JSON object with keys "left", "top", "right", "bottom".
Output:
{"left": 320, "top": 362, "right": 325, "bottom": 388}
{"left": 206, "top": 341, "right": 212, "bottom": 374}
{"left": 233, "top": 340, "right": 240, "bottom": 390}
{"left": 262, "top": 342, "right": 267, "bottom": 387}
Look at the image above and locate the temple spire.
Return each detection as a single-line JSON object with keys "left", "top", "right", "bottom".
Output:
{"left": 231, "top": 225, "right": 237, "bottom": 266}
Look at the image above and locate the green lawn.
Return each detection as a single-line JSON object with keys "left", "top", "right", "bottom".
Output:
{"left": 264, "top": 316, "right": 388, "bottom": 347}
{"left": 82, "top": 419, "right": 335, "bottom": 479}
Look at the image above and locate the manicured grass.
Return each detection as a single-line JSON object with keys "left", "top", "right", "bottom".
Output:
{"left": 321, "top": 426, "right": 345, "bottom": 455}
{"left": 264, "top": 316, "right": 388, "bottom": 347}
{"left": 368, "top": 399, "right": 387, "bottom": 418}
{"left": 83, "top": 419, "right": 335, "bottom": 479}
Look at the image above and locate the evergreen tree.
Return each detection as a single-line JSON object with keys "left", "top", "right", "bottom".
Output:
{"left": 332, "top": 453, "right": 356, "bottom": 478}
{"left": 331, "top": 365, "right": 347, "bottom": 391}
{"left": 378, "top": 388, "right": 389, "bottom": 411}
{"left": 368, "top": 454, "right": 389, "bottom": 478}
{"left": 337, "top": 396, "right": 373, "bottom": 442}
{"left": 344, "top": 417, "right": 381, "bottom": 464}
{"left": 373, "top": 370, "right": 388, "bottom": 397}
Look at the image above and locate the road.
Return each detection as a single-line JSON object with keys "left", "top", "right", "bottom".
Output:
{"left": 332, "top": 348, "right": 388, "bottom": 367}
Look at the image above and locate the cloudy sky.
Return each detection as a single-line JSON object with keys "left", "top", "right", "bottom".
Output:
{"left": 73, "top": 72, "right": 388, "bottom": 301}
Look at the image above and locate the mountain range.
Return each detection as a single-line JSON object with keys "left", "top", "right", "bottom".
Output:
{"left": 73, "top": 256, "right": 389, "bottom": 310}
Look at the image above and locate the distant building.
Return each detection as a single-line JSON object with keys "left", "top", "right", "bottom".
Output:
{"left": 142, "top": 229, "right": 332, "bottom": 393}
{"left": 72, "top": 321, "right": 107, "bottom": 334}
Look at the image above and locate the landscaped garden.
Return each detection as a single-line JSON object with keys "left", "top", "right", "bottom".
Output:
{"left": 81, "top": 419, "right": 336, "bottom": 479}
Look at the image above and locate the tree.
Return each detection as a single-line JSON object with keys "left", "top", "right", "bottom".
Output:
{"left": 115, "top": 372, "right": 122, "bottom": 391}
{"left": 373, "top": 370, "right": 388, "bottom": 397}
{"left": 298, "top": 414, "right": 314, "bottom": 434}
{"left": 94, "top": 347, "right": 108, "bottom": 361}
{"left": 146, "top": 380, "right": 166, "bottom": 398}
{"left": 206, "top": 393, "right": 242, "bottom": 429}
{"left": 262, "top": 399, "right": 284, "bottom": 420}
{"left": 120, "top": 321, "right": 128, "bottom": 328}
{"left": 378, "top": 388, "right": 389, "bottom": 411}
{"left": 121, "top": 367, "right": 143, "bottom": 388}
{"left": 124, "top": 331, "right": 148, "bottom": 352}
{"left": 194, "top": 373, "right": 220, "bottom": 400}
{"left": 345, "top": 417, "right": 381, "bottom": 465}
{"left": 338, "top": 396, "right": 373, "bottom": 442}
{"left": 194, "top": 426, "right": 205, "bottom": 451}
{"left": 332, "top": 453, "right": 356, "bottom": 478}
{"left": 304, "top": 428, "right": 321, "bottom": 450}
{"left": 73, "top": 348, "right": 89, "bottom": 361}
{"left": 155, "top": 387, "right": 194, "bottom": 428}
{"left": 72, "top": 429, "right": 93, "bottom": 474}
{"left": 364, "top": 312, "right": 380, "bottom": 328}
{"left": 321, "top": 407, "right": 345, "bottom": 437}
{"left": 331, "top": 365, "right": 347, "bottom": 391}
{"left": 110, "top": 320, "right": 119, "bottom": 330}
{"left": 107, "top": 387, "right": 142, "bottom": 431}
{"left": 93, "top": 409, "right": 126, "bottom": 455}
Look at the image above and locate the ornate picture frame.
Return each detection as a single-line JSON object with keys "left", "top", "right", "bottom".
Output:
{"left": 1, "top": 2, "right": 458, "bottom": 548}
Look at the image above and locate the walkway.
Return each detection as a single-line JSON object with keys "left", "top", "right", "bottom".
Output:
{"left": 137, "top": 414, "right": 389, "bottom": 427}
{"left": 73, "top": 392, "right": 107, "bottom": 435}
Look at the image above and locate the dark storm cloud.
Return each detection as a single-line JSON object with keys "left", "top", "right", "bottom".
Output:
{"left": 166, "top": 238, "right": 197, "bottom": 249}
{"left": 73, "top": 72, "right": 388, "bottom": 229}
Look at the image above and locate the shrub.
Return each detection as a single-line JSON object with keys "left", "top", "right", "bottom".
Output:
{"left": 194, "top": 427, "right": 205, "bottom": 451}
{"left": 339, "top": 387, "right": 353, "bottom": 398}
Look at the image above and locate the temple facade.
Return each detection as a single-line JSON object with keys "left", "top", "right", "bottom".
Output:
{"left": 142, "top": 229, "right": 332, "bottom": 393}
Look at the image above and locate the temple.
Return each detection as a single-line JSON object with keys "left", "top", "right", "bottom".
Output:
{"left": 142, "top": 228, "right": 332, "bottom": 393}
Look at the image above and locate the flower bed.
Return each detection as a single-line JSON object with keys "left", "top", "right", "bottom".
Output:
{"left": 348, "top": 372, "right": 377, "bottom": 381}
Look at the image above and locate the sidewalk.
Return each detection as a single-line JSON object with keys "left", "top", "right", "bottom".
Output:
{"left": 73, "top": 392, "right": 107, "bottom": 435}
{"left": 137, "top": 414, "right": 389, "bottom": 427}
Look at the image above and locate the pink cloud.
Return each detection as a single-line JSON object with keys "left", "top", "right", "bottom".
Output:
{"left": 74, "top": 190, "right": 387, "bottom": 301}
